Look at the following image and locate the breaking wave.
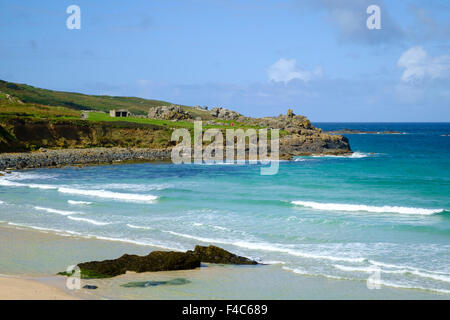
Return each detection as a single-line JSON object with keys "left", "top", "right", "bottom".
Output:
{"left": 292, "top": 201, "right": 445, "bottom": 215}
{"left": 58, "top": 187, "right": 158, "bottom": 202}
{"left": 34, "top": 206, "right": 81, "bottom": 216}
{"left": 67, "top": 216, "right": 111, "bottom": 226}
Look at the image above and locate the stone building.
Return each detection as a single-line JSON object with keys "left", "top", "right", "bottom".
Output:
{"left": 109, "top": 109, "right": 131, "bottom": 117}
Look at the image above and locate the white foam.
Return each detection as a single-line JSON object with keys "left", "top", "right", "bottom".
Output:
{"left": 34, "top": 206, "right": 81, "bottom": 216}
{"left": 212, "top": 225, "right": 229, "bottom": 231}
{"left": 5, "top": 221, "right": 181, "bottom": 251}
{"left": 368, "top": 260, "right": 450, "bottom": 282}
{"left": 58, "top": 187, "right": 158, "bottom": 202}
{"left": 0, "top": 200, "right": 4, "bottom": 205}
{"left": 282, "top": 266, "right": 354, "bottom": 281}
{"left": 68, "top": 200, "right": 92, "bottom": 205}
{"left": 369, "top": 279, "right": 450, "bottom": 295}
{"left": 310, "top": 152, "right": 371, "bottom": 159}
{"left": 95, "top": 183, "right": 170, "bottom": 191}
{"left": 0, "top": 179, "right": 57, "bottom": 190}
{"left": 282, "top": 266, "right": 309, "bottom": 275}
{"left": 126, "top": 224, "right": 154, "bottom": 230}
{"left": 67, "top": 216, "right": 110, "bottom": 226}
{"left": 7, "top": 222, "right": 83, "bottom": 236}
{"left": 164, "top": 231, "right": 365, "bottom": 263}
{"left": 292, "top": 200, "right": 444, "bottom": 215}
{"left": 2, "top": 172, "right": 58, "bottom": 181}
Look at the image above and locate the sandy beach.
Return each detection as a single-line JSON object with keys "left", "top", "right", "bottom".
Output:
{"left": 0, "top": 275, "right": 78, "bottom": 300}
{"left": 0, "top": 222, "right": 447, "bottom": 300}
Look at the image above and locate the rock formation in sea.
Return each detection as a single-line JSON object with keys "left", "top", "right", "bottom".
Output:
{"left": 62, "top": 245, "right": 259, "bottom": 279}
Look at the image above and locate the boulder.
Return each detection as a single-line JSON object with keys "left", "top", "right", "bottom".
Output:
{"left": 209, "top": 107, "right": 241, "bottom": 120}
{"left": 67, "top": 245, "right": 259, "bottom": 279}
{"left": 148, "top": 105, "right": 192, "bottom": 120}
{"left": 77, "top": 251, "right": 201, "bottom": 278}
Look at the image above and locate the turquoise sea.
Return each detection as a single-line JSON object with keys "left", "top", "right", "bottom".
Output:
{"left": 0, "top": 123, "right": 449, "bottom": 295}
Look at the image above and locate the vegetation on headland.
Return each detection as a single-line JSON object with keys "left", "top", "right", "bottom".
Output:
{"left": 0, "top": 79, "right": 351, "bottom": 157}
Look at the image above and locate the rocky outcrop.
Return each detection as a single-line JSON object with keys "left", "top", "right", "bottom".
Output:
{"left": 64, "top": 245, "right": 259, "bottom": 279}
{"left": 148, "top": 105, "right": 192, "bottom": 120}
{"left": 77, "top": 251, "right": 201, "bottom": 278}
{"left": 209, "top": 107, "right": 242, "bottom": 121}
{"left": 280, "top": 133, "right": 350, "bottom": 156}
{"left": 247, "top": 112, "right": 351, "bottom": 156}
{"left": 189, "top": 245, "right": 258, "bottom": 265}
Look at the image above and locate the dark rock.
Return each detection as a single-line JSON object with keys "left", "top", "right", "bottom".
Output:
{"left": 70, "top": 245, "right": 258, "bottom": 279}
{"left": 83, "top": 285, "right": 98, "bottom": 290}
{"left": 190, "top": 245, "right": 258, "bottom": 265}
{"left": 77, "top": 251, "right": 201, "bottom": 278}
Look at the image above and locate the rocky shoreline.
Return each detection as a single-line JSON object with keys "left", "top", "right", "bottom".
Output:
{"left": 0, "top": 147, "right": 171, "bottom": 171}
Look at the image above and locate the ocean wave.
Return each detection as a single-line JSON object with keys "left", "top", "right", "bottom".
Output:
{"left": 192, "top": 222, "right": 229, "bottom": 231}
{"left": 0, "top": 200, "right": 4, "bottom": 205}
{"left": 58, "top": 187, "right": 158, "bottom": 202}
{"left": 68, "top": 200, "right": 92, "bottom": 205}
{"left": 368, "top": 261, "right": 450, "bottom": 282}
{"left": 0, "top": 172, "right": 58, "bottom": 181}
{"left": 67, "top": 216, "right": 111, "bottom": 226}
{"left": 282, "top": 266, "right": 349, "bottom": 280}
{"left": 292, "top": 200, "right": 444, "bottom": 215}
{"left": 94, "top": 183, "right": 171, "bottom": 191}
{"left": 126, "top": 224, "right": 154, "bottom": 230}
{"left": 0, "top": 180, "right": 58, "bottom": 190}
{"left": 312, "top": 152, "right": 372, "bottom": 159}
{"left": 6, "top": 222, "right": 83, "bottom": 236}
{"left": 368, "top": 279, "right": 450, "bottom": 295}
{"left": 0, "top": 179, "right": 57, "bottom": 190}
{"left": 5, "top": 221, "right": 183, "bottom": 251}
{"left": 163, "top": 230, "right": 365, "bottom": 263}
{"left": 34, "top": 206, "right": 81, "bottom": 216}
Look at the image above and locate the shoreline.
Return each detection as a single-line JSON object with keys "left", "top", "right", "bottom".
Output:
{"left": 0, "top": 223, "right": 447, "bottom": 300}
{"left": 0, "top": 147, "right": 355, "bottom": 171}
{"left": 0, "top": 147, "right": 171, "bottom": 171}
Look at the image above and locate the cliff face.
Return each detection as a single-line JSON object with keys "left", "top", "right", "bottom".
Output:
{"left": 0, "top": 118, "right": 173, "bottom": 153}
{"left": 0, "top": 114, "right": 351, "bottom": 158}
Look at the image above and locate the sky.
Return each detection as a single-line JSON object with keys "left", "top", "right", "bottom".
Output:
{"left": 0, "top": 0, "right": 449, "bottom": 121}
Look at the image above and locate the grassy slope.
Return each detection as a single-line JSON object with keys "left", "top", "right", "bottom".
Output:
{"left": 0, "top": 80, "right": 289, "bottom": 152}
{"left": 0, "top": 80, "right": 212, "bottom": 118}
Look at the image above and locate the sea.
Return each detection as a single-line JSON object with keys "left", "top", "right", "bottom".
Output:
{"left": 0, "top": 123, "right": 449, "bottom": 295}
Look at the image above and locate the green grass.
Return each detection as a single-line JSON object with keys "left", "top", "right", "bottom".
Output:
{"left": 87, "top": 112, "right": 264, "bottom": 131}
{"left": 0, "top": 80, "right": 209, "bottom": 117}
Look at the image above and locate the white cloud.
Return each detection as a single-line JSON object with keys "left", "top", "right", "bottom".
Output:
{"left": 398, "top": 46, "right": 450, "bottom": 82}
{"left": 267, "top": 58, "right": 322, "bottom": 83}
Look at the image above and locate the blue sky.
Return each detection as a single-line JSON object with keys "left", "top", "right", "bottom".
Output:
{"left": 0, "top": 0, "right": 449, "bottom": 121}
